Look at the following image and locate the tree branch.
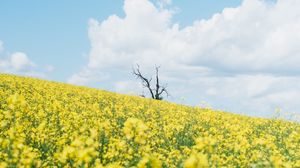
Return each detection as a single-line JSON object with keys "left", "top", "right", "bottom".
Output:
{"left": 133, "top": 64, "right": 155, "bottom": 99}
{"left": 133, "top": 64, "right": 168, "bottom": 100}
{"left": 155, "top": 66, "right": 160, "bottom": 99}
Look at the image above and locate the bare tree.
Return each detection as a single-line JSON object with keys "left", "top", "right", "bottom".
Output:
{"left": 133, "top": 64, "right": 168, "bottom": 100}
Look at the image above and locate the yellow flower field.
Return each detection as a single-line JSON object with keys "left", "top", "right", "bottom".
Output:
{"left": 0, "top": 74, "right": 299, "bottom": 167}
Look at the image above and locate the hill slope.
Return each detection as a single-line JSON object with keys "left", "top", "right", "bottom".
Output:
{"left": 0, "top": 74, "right": 299, "bottom": 167}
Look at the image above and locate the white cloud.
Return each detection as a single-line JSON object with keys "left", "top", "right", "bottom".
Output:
{"left": 114, "top": 80, "right": 142, "bottom": 95}
{"left": 10, "top": 52, "right": 35, "bottom": 71}
{"left": 74, "top": 0, "right": 300, "bottom": 76}
{"left": 45, "top": 65, "right": 54, "bottom": 72}
{"left": 156, "top": 0, "right": 172, "bottom": 8}
{"left": 0, "top": 41, "right": 51, "bottom": 78}
{"left": 70, "top": 0, "right": 300, "bottom": 118}
{"left": 0, "top": 52, "right": 39, "bottom": 76}
{"left": 162, "top": 74, "right": 300, "bottom": 118}
{"left": 68, "top": 67, "right": 108, "bottom": 85}
{"left": 0, "top": 41, "right": 3, "bottom": 53}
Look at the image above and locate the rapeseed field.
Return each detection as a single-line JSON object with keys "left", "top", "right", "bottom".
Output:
{"left": 0, "top": 74, "right": 299, "bottom": 167}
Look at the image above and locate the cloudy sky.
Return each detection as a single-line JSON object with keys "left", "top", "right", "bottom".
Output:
{"left": 1, "top": 0, "right": 300, "bottom": 119}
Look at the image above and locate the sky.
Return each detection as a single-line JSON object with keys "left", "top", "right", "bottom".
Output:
{"left": 1, "top": 0, "right": 300, "bottom": 120}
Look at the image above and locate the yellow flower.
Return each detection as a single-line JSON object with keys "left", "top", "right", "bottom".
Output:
{"left": 123, "top": 118, "right": 148, "bottom": 144}
{"left": 1, "top": 74, "right": 299, "bottom": 167}
{"left": 184, "top": 153, "right": 209, "bottom": 168}
{"left": 270, "top": 155, "right": 283, "bottom": 168}
{"left": 137, "top": 156, "right": 162, "bottom": 168}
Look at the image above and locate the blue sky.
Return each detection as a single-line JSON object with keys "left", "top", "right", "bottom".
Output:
{"left": 0, "top": 0, "right": 122, "bottom": 80}
{"left": 0, "top": 0, "right": 241, "bottom": 81}
{"left": 1, "top": 0, "right": 300, "bottom": 120}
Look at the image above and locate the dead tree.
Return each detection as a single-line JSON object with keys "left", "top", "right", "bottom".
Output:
{"left": 133, "top": 64, "right": 168, "bottom": 100}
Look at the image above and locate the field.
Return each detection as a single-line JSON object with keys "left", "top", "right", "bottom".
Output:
{"left": 0, "top": 74, "right": 299, "bottom": 167}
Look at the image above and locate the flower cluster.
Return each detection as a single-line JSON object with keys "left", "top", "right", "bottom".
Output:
{"left": 0, "top": 74, "right": 299, "bottom": 167}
